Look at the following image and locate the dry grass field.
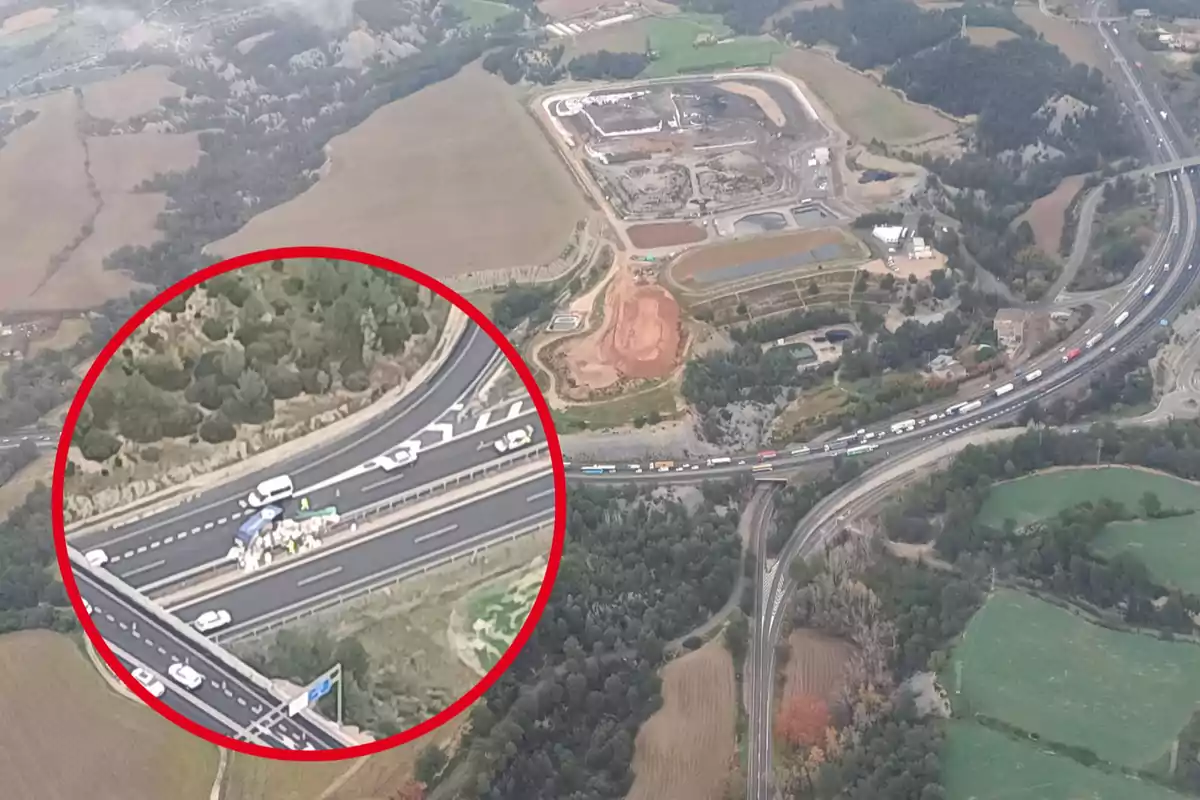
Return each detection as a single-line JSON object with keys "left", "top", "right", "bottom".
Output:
{"left": 965, "top": 26, "right": 1019, "bottom": 46}
{"left": 776, "top": 47, "right": 958, "bottom": 145}
{"left": 0, "top": 631, "right": 218, "bottom": 800}
{"left": 81, "top": 65, "right": 185, "bottom": 121}
{"left": 1015, "top": 5, "right": 1109, "bottom": 71}
{"left": 27, "top": 131, "right": 199, "bottom": 311}
{"left": 781, "top": 628, "right": 854, "bottom": 703}
{"left": 0, "top": 91, "right": 94, "bottom": 313}
{"left": 1, "top": 6, "right": 57, "bottom": 33}
{"left": 211, "top": 65, "right": 586, "bottom": 277}
{"left": 626, "top": 641, "right": 737, "bottom": 800}
{"left": 1018, "top": 173, "right": 1086, "bottom": 258}
{"left": 223, "top": 730, "right": 459, "bottom": 800}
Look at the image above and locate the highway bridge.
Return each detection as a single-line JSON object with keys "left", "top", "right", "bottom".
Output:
{"left": 68, "top": 319, "right": 558, "bottom": 753}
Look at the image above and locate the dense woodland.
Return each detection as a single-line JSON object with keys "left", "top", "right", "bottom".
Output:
{"left": 429, "top": 483, "right": 742, "bottom": 800}
{"left": 0, "top": 472, "right": 74, "bottom": 635}
{"left": 779, "top": 0, "right": 1140, "bottom": 300}
{"left": 74, "top": 260, "right": 443, "bottom": 463}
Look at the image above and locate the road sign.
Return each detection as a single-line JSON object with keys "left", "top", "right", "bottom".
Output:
{"left": 308, "top": 677, "right": 332, "bottom": 704}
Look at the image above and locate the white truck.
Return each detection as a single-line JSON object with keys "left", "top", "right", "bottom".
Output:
{"left": 1114, "top": 311, "right": 1130, "bottom": 328}
{"left": 1023, "top": 369, "right": 1043, "bottom": 383}
{"left": 495, "top": 425, "right": 535, "bottom": 454}
{"left": 1085, "top": 332, "right": 1104, "bottom": 349}
{"left": 994, "top": 382, "right": 1015, "bottom": 398}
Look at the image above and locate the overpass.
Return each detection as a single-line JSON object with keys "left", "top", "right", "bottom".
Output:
{"left": 1141, "top": 155, "right": 1200, "bottom": 176}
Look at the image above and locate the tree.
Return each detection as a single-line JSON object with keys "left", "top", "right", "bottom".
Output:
{"left": 79, "top": 428, "right": 121, "bottom": 462}
{"left": 198, "top": 412, "right": 236, "bottom": 443}
{"left": 776, "top": 694, "right": 831, "bottom": 748}
{"left": 1140, "top": 490, "right": 1162, "bottom": 518}
{"left": 201, "top": 318, "right": 228, "bottom": 341}
{"left": 415, "top": 743, "right": 447, "bottom": 784}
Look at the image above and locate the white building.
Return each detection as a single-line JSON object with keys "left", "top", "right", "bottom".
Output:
{"left": 872, "top": 225, "right": 907, "bottom": 246}
{"left": 813, "top": 147, "right": 830, "bottom": 165}
{"left": 910, "top": 236, "right": 933, "bottom": 259}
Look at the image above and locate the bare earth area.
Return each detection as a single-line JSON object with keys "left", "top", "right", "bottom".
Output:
{"left": 627, "top": 641, "right": 737, "bottom": 800}
{"left": 1018, "top": 173, "right": 1086, "bottom": 258}
{"left": 0, "top": 631, "right": 218, "bottom": 799}
{"left": 211, "top": 65, "right": 585, "bottom": 277}
{"left": 1, "top": 6, "right": 56, "bottom": 33}
{"left": 627, "top": 221, "right": 708, "bottom": 249}
{"left": 81, "top": 65, "right": 185, "bottom": 122}
{"left": 717, "top": 81, "right": 788, "bottom": 126}
{"left": 964, "top": 26, "right": 1019, "bottom": 46}
{"left": 552, "top": 265, "right": 682, "bottom": 395}
{"left": 673, "top": 228, "right": 847, "bottom": 282}
{"left": 0, "top": 92, "right": 94, "bottom": 312}
{"left": 26, "top": 131, "right": 199, "bottom": 311}
{"left": 781, "top": 628, "right": 853, "bottom": 703}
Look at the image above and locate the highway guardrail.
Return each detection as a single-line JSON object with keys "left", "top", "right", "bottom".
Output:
{"left": 67, "top": 547, "right": 358, "bottom": 747}
{"left": 339, "top": 444, "right": 551, "bottom": 525}
{"left": 217, "top": 513, "right": 555, "bottom": 643}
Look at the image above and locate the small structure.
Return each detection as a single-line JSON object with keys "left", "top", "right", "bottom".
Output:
{"left": 872, "top": 225, "right": 907, "bottom": 246}
{"left": 1132, "top": 7, "right": 1152, "bottom": 17}
{"left": 813, "top": 147, "right": 830, "bottom": 165}
{"left": 910, "top": 236, "right": 933, "bottom": 259}
{"left": 927, "top": 354, "right": 966, "bottom": 380}
{"left": 993, "top": 308, "right": 1026, "bottom": 354}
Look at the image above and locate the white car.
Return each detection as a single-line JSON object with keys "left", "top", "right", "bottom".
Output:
{"left": 84, "top": 549, "right": 109, "bottom": 568}
{"left": 193, "top": 609, "right": 233, "bottom": 633}
{"left": 167, "top": 663, "right": 205, "bottom": 690}
{"left": 131, "top": 667, "right": 165, "bottom": 698}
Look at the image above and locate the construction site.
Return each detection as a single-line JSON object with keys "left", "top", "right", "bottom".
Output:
{"left": 541, "top": 76, "right": 827, "bottom": 241}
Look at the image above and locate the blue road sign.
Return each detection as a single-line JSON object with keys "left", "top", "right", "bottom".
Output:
{"left": 308, "top": 677, "right": 332, "bottom": 703}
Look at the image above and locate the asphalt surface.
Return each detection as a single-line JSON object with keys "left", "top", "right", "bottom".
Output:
{"left": 75, "top": 321, "right": 498, "bottom": 546}
{"left": 78, "top": 570, "right": 344, "bottom": 750}
{"left": 165, "top": 474, "right": 556, "bottom": 635}
{"left": 99, "top": 406, "right": 545, "bottom": 592}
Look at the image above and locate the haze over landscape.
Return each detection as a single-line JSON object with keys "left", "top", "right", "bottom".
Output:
{"left": 3, "top": 0, "right": 1200, "bottom": 796}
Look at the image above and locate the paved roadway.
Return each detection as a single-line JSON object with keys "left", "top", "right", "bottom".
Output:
{"left": 164, "top": 473, "right": 556, "bottom": 638}
{"left": 78, "top": 570, "right": 344, "bottom": 750}
{"left": 93, "top": 401, "right": 545, "bottom": 592}
{"left": 75, "top": 325, "right": 550, "bottom": 592}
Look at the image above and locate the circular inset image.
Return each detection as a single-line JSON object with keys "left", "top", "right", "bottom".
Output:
{"left": 52, "top": 247, "right": 565, "bottom": 760}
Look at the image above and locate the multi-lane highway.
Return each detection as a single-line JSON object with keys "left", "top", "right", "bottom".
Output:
{"left": 67, "top": 316, "right": 561, "bottom": 751}
{"left": 80, "top": 570, "right": 343, "bottom": 751}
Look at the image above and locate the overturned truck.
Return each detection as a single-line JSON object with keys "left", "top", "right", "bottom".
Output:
{"left": 227, "top": 505, "right": 340, "bottom": 573}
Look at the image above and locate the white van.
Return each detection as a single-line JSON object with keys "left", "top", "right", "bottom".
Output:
{"left": 247, "top": 475, "right": 294, "bottom": 508}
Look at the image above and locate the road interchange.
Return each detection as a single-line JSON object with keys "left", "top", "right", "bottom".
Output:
{"left": 66, "top": 316, "right": 560, "bottom": 752}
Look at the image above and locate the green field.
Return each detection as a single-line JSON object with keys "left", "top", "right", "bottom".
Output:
{"left": 942, "top": 721, "right": 1189, "bottom": 800}
{"left": 944, "top": 589, "right": 1200, "bottom": 770}
{"left": 642, "top": 16, "right": 783, "bottom": 77}
{"left": 976, "top": 467, "right": 1200, "bottom": 529}
{"left": 553, "top": 381, "right": 679, "bottom": 432}
{"left": 463, "top": 564, "right": 545, "bottom": 670}
{"left": 448, "top": 0, "right": 513, "bottom": 26}
{"left": 1094, "top": 515, "right": 1200, "bottom": 595}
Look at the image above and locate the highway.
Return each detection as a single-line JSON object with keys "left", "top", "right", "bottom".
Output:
{"left": 78, "top": 570, "right": 344, "bottom": 751}
{"left": 93, "top": 401, "right": 545, "bottom": 592}
{"left": 165, "top": 473, "right": 556, "bottom": 638}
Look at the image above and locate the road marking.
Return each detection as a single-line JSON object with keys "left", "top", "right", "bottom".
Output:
{"left": 157, "top": 647, "right": 166, "bottom": 654}
{"left": 191, "top": 527, "right": 200, "bottom": 534}
{"left": 506, "top": 401, "right": 523, "bottom": 419}
{"left": 136, "top": 545, "right": 147, "bottom": 554}
{"left": 123, "top": 550, "right": 134, "bottom": 558}
{"left": 414, "top": 523, "right": 459, "bottom": 545}
{"left": 296, "top": 566, "right": 343, "bottom": 588}
{"left": 474, "top": 412, "right": 491, "bottom": 431}
{"left": 144, "top": 638, "right": 153, "bottom": 646}
{"left": 120, "top": 559, "right": 166, "bottom": 578}
{"left": 150, "top": 541, "right": 160, "bottom": 549}
{"left": 164, "top": 536, "right": 174, "bottom": 544}
{"left": 428, "top": 422, "right": 454, "bottom": 443}
{"left": 526, "top": 488, "right": 554, "bottom": 503}
{"left": 204, "top": 522, "right": 214, "bottom": 530}
{"left": 232, "top": 511, "right": 243, "bottom": 519}
{"left": 118, "top": 622, "right": 128, "bottom": 630}
{"left": 178, "top": 531, "right": 188, "bottom": 539}
{"left": 237, "top": 697, "right": 246, "bottom": 706}
{"left": 218, "top": 517, "right": 227, "bottom": 525}
{"left": 361, "top": 472, "right": 405, "bottom": 493}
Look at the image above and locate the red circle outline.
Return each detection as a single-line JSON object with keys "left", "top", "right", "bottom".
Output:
{"left": 51, "top": 246, "right": 567, "bottom": 761}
